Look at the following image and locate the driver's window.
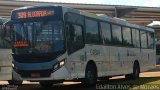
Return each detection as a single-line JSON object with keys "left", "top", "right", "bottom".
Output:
{"left": 67, "top": 23, "right": 84, "bottom": 55}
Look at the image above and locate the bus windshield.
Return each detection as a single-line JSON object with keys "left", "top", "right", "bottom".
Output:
{"left": 13, "top": 20, "right": 65, "bottom": 54}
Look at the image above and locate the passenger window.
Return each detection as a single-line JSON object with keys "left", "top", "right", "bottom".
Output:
{"left": 67, "top": 23, "right": 84, "bottom": 54}
{"left": 85, "top": 19, "right": 100, "bottom": 44}
{"left": 0, "top": 22, "right": 12, "bottom": 48}
{"left": 100, "top": 22, "right": 111, "bottom": 45}
{"left": 111, "top": 25, "right": 122, "bottom": 45}
{"left": 132, "top": 29, "right": 140, "bottom": 48}
{"left": 0, "top": 24, "right": 3, "bottom": 48}
{"left": 65, "top": 13, "right": 84, "bottom": 25}
{"left": 140, "top": 31, "right": 148, "bottom": 48}
{"left": 122, "top": 27, "right": 132, "bottom": 46}
{"left": 148, "top": 32, "right": 154, "bottom": 49}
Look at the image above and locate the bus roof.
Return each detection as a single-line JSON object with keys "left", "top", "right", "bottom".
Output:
{"left": 12, "top": 5, "right": 61, "bottom": 11}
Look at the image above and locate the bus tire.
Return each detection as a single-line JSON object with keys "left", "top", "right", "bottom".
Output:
{"left": 125, "top": 74, "right": 132, "bottom": 79}
{"left": 98, "top": 76, "right": 109, "bottom": 81}
{"left": 83, "top": 62, "right": 97, "bottom": 86}
{"left": 132, "top": 62, "right": 140, "bottom": 79}
{"left": 39, "top": 81, "right": 53, "bottom": 87}
{"left": 8, "top": 80, "right": 23, "bottom": 86}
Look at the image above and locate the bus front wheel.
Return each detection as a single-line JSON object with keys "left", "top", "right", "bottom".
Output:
{"left": 83, "top": 62, "right": 97, "bottom": 86}
{"left": 39, "top": 81, "right": 53, "bottom": 87}
{"left": 8, "top": 80, "right": 23, "bottom": 86}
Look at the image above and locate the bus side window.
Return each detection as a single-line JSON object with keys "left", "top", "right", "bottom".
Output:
{"left": 111, "top": 24, "right": 122, "bottom": 45}
{"left": 132, "top": 29, "right": 140, "bottom": 48}
{"left": 148, "top": 32, "right": 154, "bottom": 49}
{"left": 85, "top": 19, "right": 99, "bottom": 44}
{"left": 140, "top": 31, "right": 148, "bottom": 49}
{"left": 0, "top": 24, "right": 3, "bottom": 48}
{"left": 2, "top": 22, "right": 12, "bottom": 48}
{"left": 122, "top": 27, "right": 132, "bottom": 46}
{"left": 0, "top": 24, "right": 2, "bottom": 36}
{"left": 66, "top": 23, "right": 84, "bottom": 55}
{"left": 100, "top": 22, "right": 111, "bottom": 45}
{"left": 5, "top": 25, "right": 12, "bottom": 39}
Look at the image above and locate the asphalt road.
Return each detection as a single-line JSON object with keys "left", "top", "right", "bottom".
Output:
{"left": 1, "top": 77, "right": 160, "bottom": 90}
{"left": 0, "top": 79, "right": 127, "bottom": 90}
{"left": 0, "top": 67, "right": 160, "bottom": 90}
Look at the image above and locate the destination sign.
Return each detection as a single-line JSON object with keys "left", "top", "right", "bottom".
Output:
{"left": 17, "top": 10, "right": 54, "bottom": 19}
{"left": 14, "top": 41, "right": 29, "bottom": 47}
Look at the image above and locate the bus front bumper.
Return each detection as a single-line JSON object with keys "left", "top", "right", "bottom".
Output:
{"left": 13, "top": 66, "right": 70, "bottom": 81}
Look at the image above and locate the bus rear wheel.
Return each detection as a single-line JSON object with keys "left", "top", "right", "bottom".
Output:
{"left": 83, "top": 63, "right": 97, "bottom": 86}
{"left": 132, "top": 63, "right": 140, "bottom": 79}
{"left": 125, "top": 62, "right": 140, "bottom": 79}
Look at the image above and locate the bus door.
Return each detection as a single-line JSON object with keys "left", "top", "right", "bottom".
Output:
{"left": 66, "top": 23, "right": 85, "bottom": 78}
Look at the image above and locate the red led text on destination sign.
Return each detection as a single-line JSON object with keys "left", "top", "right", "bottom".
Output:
{"left": 17, "top": 10, "right": 54, "bottom": 19}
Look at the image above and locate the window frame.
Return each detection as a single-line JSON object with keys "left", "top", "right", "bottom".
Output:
{"left": 100, "top": 21, "right": 112, "bottom": 45}
{"left": 122, "top": 26, "right": 132, "bottom": 46}
{"left": 66, "top": 22, "right": 85, "bottom": 54}
{"left": 148, "top": 32, "right": 155, "bottom": 49}
{"left": 85, "top": 17, "right": 101, "bottom": 44}
{"left": 140, "top": 30, "right": 148, "bottom": 49}
{"left": 0, "top": 23, "right": 12, "bottom": 49}
{"left": 111, "top": 24, "right": 123, "bottom": 46}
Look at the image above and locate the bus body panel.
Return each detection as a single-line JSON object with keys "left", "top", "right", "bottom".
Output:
{"left": 66, "top": 48, "right": 86, "bottom": 79}
{"left": 0, "top": 19, "right": 13, "bottom": 81}
{"left": 0, "top": 49, "right": 12, "bottom": 80}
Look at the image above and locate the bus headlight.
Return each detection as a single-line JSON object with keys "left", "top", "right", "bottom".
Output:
{"left": 60, "top": 60, "right": 65, "bottom": 66}
{"left": 12, "top": 64, "right": 14, "bottom": 68}
{"left": 53, "top": 59, "right": 65, "bottom": 71}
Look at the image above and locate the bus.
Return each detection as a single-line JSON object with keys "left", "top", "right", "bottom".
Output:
{"left": 156, "top": 41, "right": 160, "bottom": 64}
{"left": 0, "top": 18, "right": 12, "bottom": 81}
{"left": 10, "top": 6, "right": 156, "bottom": 87}
{"left": 0, "top": 20, "right": 22, "bottom": 85}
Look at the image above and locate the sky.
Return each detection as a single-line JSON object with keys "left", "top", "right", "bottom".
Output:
{"left": 22, "top": 0, "right": 160, "bottom": 7}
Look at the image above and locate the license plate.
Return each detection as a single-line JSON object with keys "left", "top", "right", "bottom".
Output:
{"left": 31, "top": 73, "right": 40, "bottom": 78}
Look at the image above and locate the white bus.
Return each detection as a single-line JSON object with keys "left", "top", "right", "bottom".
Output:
{"left": 10, "top": 6, "right": 156, "bottom": 87}
{"left": 0, "top": 18, "right": 12, "bottom": 81}
{"left": 156, "top": 41, "right": 160, "bottom": 64}
{"left": 0, "top": 20, "right": 22, "bottom": 85}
